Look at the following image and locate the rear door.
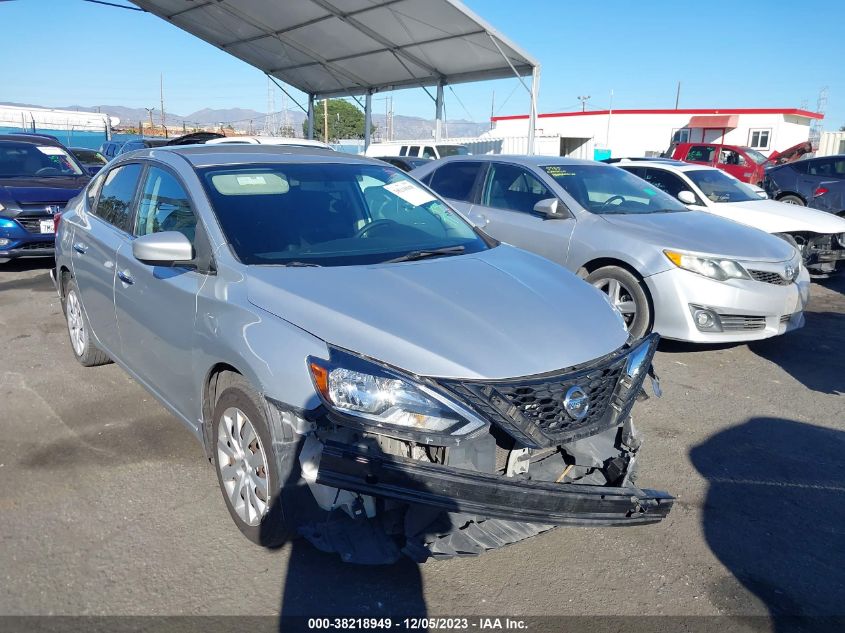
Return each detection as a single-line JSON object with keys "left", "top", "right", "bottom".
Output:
{"left": 113, "top": 164, "right": 208, "bottom": 422}
{"left": 425, "top": 160, "right": 486, "bottom": 218}
{"left": 71, "top": 162, "right": 142, "bottom": 357}
{"left": 717, "top": 148, "right": 754, "bottom": 182}
{"left": 472, "top": 161, "right": 576, "bottom": 265}
{"left": 798, "top": 158, "right": 845, "bottom": 212}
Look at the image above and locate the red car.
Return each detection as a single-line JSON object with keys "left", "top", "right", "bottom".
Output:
{"left": 669, "top": 142, "right": 769, "bottom": 185}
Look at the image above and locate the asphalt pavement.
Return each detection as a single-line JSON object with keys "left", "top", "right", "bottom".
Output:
{"left": 1, "top": 258, "right": 843, "bottom": 625}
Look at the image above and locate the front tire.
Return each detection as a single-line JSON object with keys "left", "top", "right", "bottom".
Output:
{"left": 585, "top": 266, "right": 652, "bottom": 339}
{"left": 62, "top": 278, "right": 111, "bottom": 367}
{"left": 212, "top": 373, "right": 312, "bottom": 546}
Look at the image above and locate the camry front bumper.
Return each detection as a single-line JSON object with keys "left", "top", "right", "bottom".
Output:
{"left": 645, "top": 266, "right": 810, "bottom": 343}
{"left": 316, "top": 441, "right": 673, "bottom": 527}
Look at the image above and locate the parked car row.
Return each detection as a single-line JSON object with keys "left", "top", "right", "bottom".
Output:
{"left": 3, "top": 136, "right": 842, "bottom": 565}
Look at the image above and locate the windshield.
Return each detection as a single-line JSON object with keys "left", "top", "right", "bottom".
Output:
{"left": 542, "top": 164, "right": 688, "bottom": 214}
{"left": 72, "top": 149, "right": 107, "bottom": 165}
{"left": 0, "top": 142, "right": 85, "bottom": 178}
{"left": 685, "top": 169, "right": 759, "bottom": 203}
{"left": 199, "top": 162, "right": 489, "bottom": 266}
{"left": 743, "top": 148, "right": 769, "bottom": 164}
{"left": 437, "top": 145, "right": 469, "bottom": 157}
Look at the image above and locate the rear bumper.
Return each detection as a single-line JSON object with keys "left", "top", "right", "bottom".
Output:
{"left": 316, "top": 441, "right": 673, "bottom": 526}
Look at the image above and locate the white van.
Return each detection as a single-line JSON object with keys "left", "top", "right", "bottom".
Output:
{"left": 364, "top": 142, "right": 469, "bottom": 160}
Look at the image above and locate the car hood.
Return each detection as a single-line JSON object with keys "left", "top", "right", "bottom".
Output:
{"left": 0, "top": 176, "right": 89, "bottom": 207}
{"left": 246, "top": 245, "right": 629, "bottom": 380}
{"left": 710, "top": 199, "right": 845, "bottom": 234}
{"left": 600, "top": 210, "right": 794, "bottom": 261}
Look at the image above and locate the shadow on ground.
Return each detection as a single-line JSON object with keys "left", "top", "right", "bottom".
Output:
{"left": 690, "top": 417, "right": 845, "bottom": 631}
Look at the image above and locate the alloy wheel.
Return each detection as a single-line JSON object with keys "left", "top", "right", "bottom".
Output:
{"left": 217, "top": 407, "right": 270, "bottom": 526}
{"left": 592, "top": 277, "right": 636, "bottom": 330}
{"left": 65, "top": 290, "right": 87, "bottom": 356}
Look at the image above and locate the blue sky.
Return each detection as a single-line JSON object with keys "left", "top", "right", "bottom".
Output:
{"left": 1, "top": 0, "right": 843, "bottom": 128}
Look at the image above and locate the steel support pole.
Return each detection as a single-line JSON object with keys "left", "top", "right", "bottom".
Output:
{"left": 527, "top": 66, "right": 540, "bottom": 155}
{"left": 307, "top": 94, "right": 315, "bottom": 139}
{"left": 435, "top": 81, "right": 445, "bottom": 142}
{"left": 364, "top": 91, "right": 373, "bottom": 151}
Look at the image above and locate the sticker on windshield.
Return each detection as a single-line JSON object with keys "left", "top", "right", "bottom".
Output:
{"left": 237, "top": 175, "right": 267, "bottom": 186}
{"left": 383, "top": 180, "right": 435, "bottom": 206}
{"left": 36, "top": 146, "right": 65, "bottom": 156}
{"left": 643, "top": 187, "right": 658, "bottom": 196}
{"left": 544, "top": 166, "right": 574, "bottom": 177}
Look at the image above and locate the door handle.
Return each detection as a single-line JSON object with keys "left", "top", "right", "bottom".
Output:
{"left": 117, "top": 269, "right": 135, "bottom": 285}
{"left": 73, "top": 242, "right": 88, "bottom": 254}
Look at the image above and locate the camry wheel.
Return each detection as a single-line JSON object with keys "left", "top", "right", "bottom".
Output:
{"left": 585, "top": 266, "right": 652, "bottom": 339}
{"left": 62, "top": 278, "right": 111, "bottom": 367}
{"left": 211, "top": 372, "right": 316, "bottom": 546}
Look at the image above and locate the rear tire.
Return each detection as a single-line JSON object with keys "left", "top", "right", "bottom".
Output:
{"left": 778, "top": 194, "right": 805, "bottom": 206}
{"left": 212, "top": 372, "right": 313, "bottom": 547}
{"left": 62, "top": 278, "right": 111, "bottom": 367}
{"left": 586, "top": 266, "right": 652, "bottom": 339}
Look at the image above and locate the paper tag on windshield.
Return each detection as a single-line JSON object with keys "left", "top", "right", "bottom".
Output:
{"left": 237, "top": 175, "right": 267, "bottom": 186}
{"left": 36, "top": 146, "right": 65, "bottom": 156}
{"left": 383, "top": 180, "right": 435, "bottom": 206}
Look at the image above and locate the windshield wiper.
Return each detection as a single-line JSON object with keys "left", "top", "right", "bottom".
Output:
{"left": 385, "top": 245, "right": 466, "bottom": 263}
{"left": 281, "top": 261, "right": 322, "bottom": 267}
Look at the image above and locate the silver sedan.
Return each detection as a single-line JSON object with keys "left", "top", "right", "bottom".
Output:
{"left": 412, "top": 155, "right": 810, "bottom": 343}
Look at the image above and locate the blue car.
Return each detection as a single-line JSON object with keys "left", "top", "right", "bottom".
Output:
{"left": 0, "top": 135, "right": 90, "bottom": 263}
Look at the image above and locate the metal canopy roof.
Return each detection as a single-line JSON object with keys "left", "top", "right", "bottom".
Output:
{"left": 131, "top": 0, "right": 539, "bottom": 99}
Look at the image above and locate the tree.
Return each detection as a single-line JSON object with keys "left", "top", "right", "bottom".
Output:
{"left": 302, "top": 99, "right": 365, "bottom": 142}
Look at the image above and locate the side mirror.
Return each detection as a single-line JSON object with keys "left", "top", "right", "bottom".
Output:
{"left": 132, "top": 231, "right": 194, "bottom": 265}
{"left": 677, "top": 190, "right": 697, "bottom": 205}
{"left": 533, "top": 198, "right": 564, "bottom": 218}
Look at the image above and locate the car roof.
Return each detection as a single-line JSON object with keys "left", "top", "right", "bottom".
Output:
{"left": 127, "top": 143, "right": 383, "bottom": 168}
{"left": 615, "top": 160, "right": 714, "bottom": 173}
{"left": 206, "top": 135, "right": 331, "bottom": 148}
{"left": 432, "top": 154, "right": 598, "bottom": 167}
{"left": 0, "top": 134, "right": 67, "bottom": 147}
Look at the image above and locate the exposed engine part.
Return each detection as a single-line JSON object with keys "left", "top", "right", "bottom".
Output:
{"left": 505, "top": 447, "right": 530, "bottom": 476}
{"left": 299, "top": 434, "right": 376, "bottom": 518}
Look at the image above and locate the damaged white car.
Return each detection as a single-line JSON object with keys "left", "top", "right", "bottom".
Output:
{"left": 52, "top": 145, "right": 672, "bottom": 563}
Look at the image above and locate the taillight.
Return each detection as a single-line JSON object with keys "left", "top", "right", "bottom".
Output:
{"left": 53, "top": 212, "right": 62, "bottom": 233}
{"left": 813, "top": 187, "right": 828, "bottom": 197}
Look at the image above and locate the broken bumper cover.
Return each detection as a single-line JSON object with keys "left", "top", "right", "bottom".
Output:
{"left": 316, "top": 441, "right": 674, "bottom": 527}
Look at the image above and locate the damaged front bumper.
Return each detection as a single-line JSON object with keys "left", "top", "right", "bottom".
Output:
{"left": 316, "top": 440, "right": 673, "bottom": 527}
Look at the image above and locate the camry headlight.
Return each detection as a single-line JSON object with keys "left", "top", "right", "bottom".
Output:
{"left": 664, "top": 249, "right": 750, "bottom": 281}
{"left": 308, "top": 348, "right": 487, "bottom": 438}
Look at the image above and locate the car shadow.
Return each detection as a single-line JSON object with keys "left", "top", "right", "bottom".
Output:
{"left": 260, "top": 440, "right": 428, "bottom": 631}
{"left": 0, "top": 257, "right": 54, "bottom": 273}
{"left": 689, "top": 417, "right": 845, "bottom": 631}
{"left": 748, "top": 310, "right": 845, "bottom": 395}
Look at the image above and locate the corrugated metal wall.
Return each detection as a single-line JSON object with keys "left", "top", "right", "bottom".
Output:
{"left": 818, "top": 131, "right": 845, "bottom": 157}
{"left": 442, "top": 135, "right": 595, "bottom": 159}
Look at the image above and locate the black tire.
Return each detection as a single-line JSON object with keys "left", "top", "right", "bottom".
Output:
{"left": 211, "top": 372, "right": 313, "bottom": 547}
{"left": 585, "top": 266, "right": 652, "bottom": 339}
{"left": 778, "top": 194, "right": 805, "bottom": 206}
{"left": 62, "top": 277, "right": 111, "bottom": 367}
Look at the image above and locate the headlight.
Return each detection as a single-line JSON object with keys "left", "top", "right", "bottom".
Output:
{"left": 308, "top": 348, "right": 487, "bottom": 439}
{"left": 664, "top": 249, "right": 750, "bottom": 281}
{"left": 838, "top": 232, "right": 845, "bottom": 248}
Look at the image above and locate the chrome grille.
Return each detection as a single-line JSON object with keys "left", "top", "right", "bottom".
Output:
{"left": 749, "top": 269, "right": 791, "bottom": 286}
{"left": 16, "top": 217, "right": 46, "bottom": 233}
{"left": 780, "top": 314, "right": 792, "bottom": 324}
{"left": 719, "top": 314, "right": 766, "bottom": 331}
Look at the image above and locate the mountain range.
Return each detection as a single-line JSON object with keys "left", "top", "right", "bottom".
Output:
{"left": 2, "top": 101, "right": 490, "bottom": 140}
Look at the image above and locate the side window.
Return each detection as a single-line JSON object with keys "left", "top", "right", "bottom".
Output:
{"left": 686, "top": 145, "right": 716, "bottom": 163}
{"left": 135, "top": 167, "right": 197, "bottom": 245}
{"left": 93, "top": 163, "right": 142, "bottom": 231}
{"left": 85, "top": 172, "right": 106, "bottom": 209}
{"left": 833, "top": 159, "right": 845, "bottom": 177}
{"left": 482, "top": 163, "right": 554, "bottom": 213}
{"left": 399, "top": 146, "right": 408, "bottom": 156}
{"left": 421, "top": 146, "right": 437, "bottom": 159}
{"left": 807, "top": 159, "right": 833, "bottom": 177}
{"left": 408, "top": 146, "right": 420, "bottom": 157}
{"left": 623, "top": 166, "right": 647, "bottom": 179}
{"left": 429, "top": 161, "right": 483, "bottom": 202}
{"left": 642, "top": 168, "right": 696, "bottom": 201}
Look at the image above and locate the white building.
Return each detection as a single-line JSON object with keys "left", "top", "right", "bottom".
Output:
{"left": 486, "top": 108, "right": 823, "bottom": 159}
{"left": 817, "top": 130, "right": 845, "bottom": 157}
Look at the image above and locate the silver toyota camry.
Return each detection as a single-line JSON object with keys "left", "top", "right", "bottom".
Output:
{"left": 52, "top": 145, "right": 671, "bottom": 563}
{"left": 412, "top": 156, "right": 810, "bottom": 343}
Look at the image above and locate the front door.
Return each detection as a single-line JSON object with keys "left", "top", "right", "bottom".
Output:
{"left": 472, "top": 161, "right": 575, "bottom": 266}
{"left": 71, "top": 163, "right": 142, "bottom": 357}
{"left": 113, "top": 165, "right": 206, "bottom": 425}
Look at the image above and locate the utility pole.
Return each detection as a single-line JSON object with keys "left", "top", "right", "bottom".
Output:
{"left": 144, "top": 107, "right": 155, "bottom": 135}
{"left": 490, "top": 89, "right": 495, "bottom": 130}
{"left": 577, "top": 95, "right": 591, "bottom": 112}
{"left": 674, "top": 81, "right": 681, "bottom": 109}
{"left": 160, "top": 74, "right": 167, "bottom": 137}
{"left": 323, "top": 98, "right": 329, "bottom": 143}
